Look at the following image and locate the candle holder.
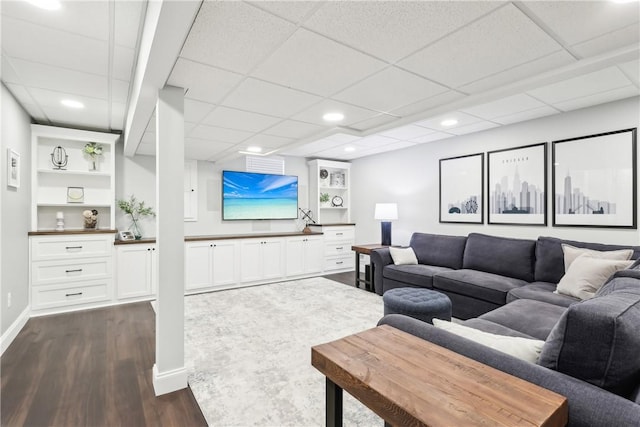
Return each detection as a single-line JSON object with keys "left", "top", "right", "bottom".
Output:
{"left": 56, "top": 211, "right": 65, "bottom": 231}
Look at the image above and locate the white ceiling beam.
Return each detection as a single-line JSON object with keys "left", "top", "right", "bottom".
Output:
{"left": 123, "top": 0, "right": 201, "bottom": 157}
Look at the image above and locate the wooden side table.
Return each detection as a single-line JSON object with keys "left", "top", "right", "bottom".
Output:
{"left": 312, "top": 325, "right": 568, "bottom": 427}
{"left": 351, "top": 244, "right": 388, "bottom": 292}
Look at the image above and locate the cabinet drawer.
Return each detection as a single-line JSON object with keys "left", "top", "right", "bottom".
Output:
{"left": 324, "top": 255, "right": 354, "bottom": 272}
{"left": 32, "top": 280, "right": 111, "bottom": 310}
{"left": 325, "top": 242, "right": 351, "bottom": 257}
{"left": 32, "top": 258, "right": 111, "bottom": 285}
{"left": 323, "top": 228, "right": 354, "bottom": 242}
{"left": 31, "top": 236, "right": 113, "bottom": 261}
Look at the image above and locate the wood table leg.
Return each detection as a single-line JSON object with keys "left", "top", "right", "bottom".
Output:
{"left": 326, "top": 377, "right": 343, "bottom": 427}
{"left": 354, "top": 251, "right": 360, "bottom": 288}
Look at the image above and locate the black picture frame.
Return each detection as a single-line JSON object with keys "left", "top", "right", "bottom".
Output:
{"left": 552, "top": 128, "right": 637, "bottom": 229}
{"left": 439, "top": 152, "right": 484, "bottom": 224}
{"left": 487, "top": 142, "right": 547, "bottom": 226}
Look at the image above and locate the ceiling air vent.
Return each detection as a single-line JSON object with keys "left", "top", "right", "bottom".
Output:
{"left": 246, "top": 156, "right": 285, "bottom": 175}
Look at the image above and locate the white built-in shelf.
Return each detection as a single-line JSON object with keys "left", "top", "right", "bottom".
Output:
{"left": 38, "top": 169, "right": 111, "bottom": 177}
{"left": 37, "top": 203, "right": 112, "bottom": 208}
{"left": 308, "top": 159, "right": 351, "bottom": 224}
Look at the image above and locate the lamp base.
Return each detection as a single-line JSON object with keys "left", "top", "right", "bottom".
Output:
{"left": 381, "top": 222, "right": 392, "bottom": 246}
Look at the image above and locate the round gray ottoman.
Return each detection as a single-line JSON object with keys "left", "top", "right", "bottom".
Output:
{"left": 383, "top": 288, "right": 452, "bottom": 324}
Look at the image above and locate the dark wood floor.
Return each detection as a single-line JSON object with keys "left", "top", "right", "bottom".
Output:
{"left": 1, "top": 302, "right": 207, "bottom": 427}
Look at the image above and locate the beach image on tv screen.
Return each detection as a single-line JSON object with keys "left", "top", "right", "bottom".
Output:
{"left": 223, "top": 171, "right": 298, "bottom": 220}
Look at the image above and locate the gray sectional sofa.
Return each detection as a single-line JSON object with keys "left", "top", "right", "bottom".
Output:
{"left": 371, "top": 232, "right": 640, "bottom": 426}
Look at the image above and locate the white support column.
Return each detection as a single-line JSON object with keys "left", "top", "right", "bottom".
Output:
{"left": 153, "top": 85, "right": 186, "bottom": 396}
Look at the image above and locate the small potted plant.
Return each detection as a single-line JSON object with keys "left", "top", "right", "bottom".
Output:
{"left": 84, "top": 142, "right": 103, "bottom": 171}
{"left": 320, "top": 192, "right": 330, "bottom": 207}
{"left": 117, "top": 195, "right": 155, "bottom": 239}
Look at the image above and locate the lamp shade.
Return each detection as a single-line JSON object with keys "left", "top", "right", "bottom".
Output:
{"left": 374, "top": 203, "right": 398, "bottom": 220}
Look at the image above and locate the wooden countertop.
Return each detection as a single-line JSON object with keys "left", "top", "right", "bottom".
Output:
{"left": 113, "top": 231, "right": 323, "bottom": 245}
{"left": 28, "top": 229, "right": 118, "bottom": 236}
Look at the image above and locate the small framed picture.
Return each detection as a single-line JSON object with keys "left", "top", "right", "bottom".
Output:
{"left": 119, "top": 231, "right": 135, "bottom": 241}
{"left": 67, "top": 187, "right": 85, "bottom": 203}
{"left": 330, "top": 172, "right": 345, "bottom": 187}
{"left": 7, "top": 148, "right": 20, "bottom": 189}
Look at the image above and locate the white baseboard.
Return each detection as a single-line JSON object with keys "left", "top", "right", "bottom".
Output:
{"left": 152, "top": 363, "right": 188, "bottom": 396}
{"left": 1, "top": 305, "right": 30, "bottom": 356}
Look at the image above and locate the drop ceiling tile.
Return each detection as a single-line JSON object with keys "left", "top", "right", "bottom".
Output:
{"left": 553, "top": 85, "right": 639, "bottom": 112}
{"left": 334, "top": 67, "right": 449, "bottom": 112}
{"left": 1, "top": 56, "right": 20, "bottom": 83}
{"left": 448, "top": 120, "right": 500, "bottom": 135}
{"left": 112, "top": 79, "right": 130, "bottom": 104}
{"left": 415, "top": 112, "right": 483, "bottom": 131}
{"left": 189, "top": 124, "right": 254, "bottom": 144}
{"left": 356, "top": 135, "right": 402, "bottom": 148}
{"left": 1, "top": 0, "right": 109, "bottom": 40}
{"left": 522, "top": 1, "right": 640, "bottom": 46}
{"left": 398, "top": 4, "right": 562, "bottom": 88}
{"left": 279, "top": 138, "right": 345, "bottom": 157}
{"left": 410, "top": 132, "right": 455, "bottom": 144}
{"left": 249, "top": 1, "right": 321, "bottom": 24}
{"left": 242, "top": 134, "right": 294, "bottom": 150}
{"left": 263, "top": 120, "right": 325, "bottom": 140}
{"left": 184, "top": 99, "right": 215, "bottom": 123}
{"left": 527, "top": 66, "right": 633, "bottom": 105}
{"left": 113, "top": 45, "right": 135, "bottom": 81}
{"left": 141, "top": 131, "right": 156, "bottom": 145}
{"left": 618, "top": 60, "right": 640, "bottom": 87}
{"left": 492, "top": 105, "right": 559, "bottom": 125}
{"left": 355, "top": 141, "right": 416, "bottom": 157}
{"left": 114, "top": 0, "right": 144, "bottom": 48}
{"left": 27, "top": 87, "right": 108, "bottom": 111}
{"left": 251, "top": 28, "right": 386, "bottom": 96}
{"left": 5, "top": 84, "right": 36, "bottom": 107}
{"left": 291, "top": 99, "right": 379, "bottom": 126}
{"left": 224, "top": 78, "right": 321, "bottom": 117}
{"left": 146, "top": 114, "right": 156, "bottom": 133}
{"left": 379, "top": 125, "right": 434, "bottom": 141}
{"left": 42, "top": 105, "right": 109, "bottom": 130}
{"left": 459, "top": 50, "right": 576, "bottom": 94}
{"left": 110, "top": 103, "right": 126, "bottom": 131}
{"left": 325, "top": 133, "right": 362, "bottom": 143}
{"left": 184, "top": 122, "right": 196, "bottom": 135}
{"left": 390, "top": 91, "right": 466, "bottom": 117}
{"left": 2, "top": 17, "right": 108, "bottom": 76}
{"left": 461, "top": 94, "right": 547, "bottom": 120}
{"left": 304, "top": 1, "right": 501, "bottom": 63}
{"left": 203, "top": 106, "right": 281, "bottom": 133}
{"left": 179, "top": 1, "right": 296, "bottom": 74}
{"left": 168, "top": 58, "right": 244, "bottom": 104}
{"left": 571, "top": 24, "right": 640, "bottom": 58}
{"left": 348, "top": 113, "right": 399, "bottom": 132}
{"left": 185, "top": 138, "right": 235, "bottom": 160}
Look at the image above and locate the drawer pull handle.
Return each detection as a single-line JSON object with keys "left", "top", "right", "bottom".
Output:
{"left": 65, "top": 292, "right": 83, "bottom": 297}
{"left": 65, "top": 269, "right": 83, "bottom": 273}
{"left": 336, "top": 247, "right": 343, "bottom": 250}
{"left": 336, "top": 261, "right": 344, "bottom": 265}
{"left": 65, "top": 246, "right": 83, "bottom": 250}
{"left": 336, "top": 233, "right": 343, "bottom": 236}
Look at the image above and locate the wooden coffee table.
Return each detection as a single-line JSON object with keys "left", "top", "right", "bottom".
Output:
{"left": 312, "top": 325, "right": 568, "bottom": 427}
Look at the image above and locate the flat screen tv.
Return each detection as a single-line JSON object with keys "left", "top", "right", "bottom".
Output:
{"left": 222, "top": 170, "right": 299, "bottom": 220}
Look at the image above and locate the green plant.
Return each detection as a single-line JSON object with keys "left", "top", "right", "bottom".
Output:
{"left": 83, "top": 142, "right": 103, "bottom": 158}
{"left": 320, "top": 193, "right": 330, "bottom": 203}
{"left": 117, "top": 195, "right": 155, "bottom": 239}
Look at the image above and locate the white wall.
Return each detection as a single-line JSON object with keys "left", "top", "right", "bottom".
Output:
{"left": 1, "top": 84, "right": 32, "bottom": 335}
{"left": 115, "top": 149, "right": 310, "bottom": 237}
{"left": 351, "top": 97, "right": 640, "bottom": 247}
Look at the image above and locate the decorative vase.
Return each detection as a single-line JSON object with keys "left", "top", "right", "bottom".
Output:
{"left": 130, "top": 219, "right": 142, "bottom": 239}
{"left": 89, "top": 157, "right": 98, "bottom": 171}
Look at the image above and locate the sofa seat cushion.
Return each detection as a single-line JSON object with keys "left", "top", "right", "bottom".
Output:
{"left": 507, "top": 282, "right": 579, "bottom": 307}
{"left": 462, "top": 318, "right": 537, "bottom": 339}
{"left": 539, "top": 278, "right": 640, "bottom": 398}
{"left": 478, "top": 299, "right": 567, "bottom": 341}
{"left": 463, "top": 233, "right": 536, "bottom": 282}
{"left": 433, "top": 269, "right": 527, "bottom": 305}
{"left": 383, "top": 264, "right": 453, "bottom": 288}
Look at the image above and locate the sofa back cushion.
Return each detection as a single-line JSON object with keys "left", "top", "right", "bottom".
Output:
{"left": 538, "top": 278, "right": 640, "bottom": 398}
{"left": 535, "top": 236, "right": 640, "bottom": 283}
{"left": 462, "top": 233, "right": 536, "bottom": 282}
{"left": 409, "top": 233, "right": 467, "bottom": 269}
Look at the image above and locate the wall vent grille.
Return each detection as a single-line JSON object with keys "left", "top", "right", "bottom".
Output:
{"left": 246, "top": 156, "right": 284, "bottom": 175}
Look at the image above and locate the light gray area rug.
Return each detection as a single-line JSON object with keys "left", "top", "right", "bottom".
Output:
{"left": 185, "top": 277, "right": 384, "bottom": 426}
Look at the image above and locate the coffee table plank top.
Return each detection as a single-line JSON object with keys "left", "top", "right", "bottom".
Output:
{"left": 312, "top": 325, "right": 567, "bottom": 427}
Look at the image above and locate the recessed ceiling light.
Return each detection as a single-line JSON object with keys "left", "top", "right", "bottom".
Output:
{"left": 61, "top": 99, "right": 84, "bottom": 109}
{"left": 323, "top": 112, "right": 344, "bottom": 122}
{"left": 246, "top": 146, "right": 262, "bottom": 153}
{"left": 344, "top": 146, "right": 355, "bottom": 152}
{"left": 25, "top": 0, "right": 61, "bottom": 10}
{"left": 440, "top": 119, "right": 458, "bottom": 127}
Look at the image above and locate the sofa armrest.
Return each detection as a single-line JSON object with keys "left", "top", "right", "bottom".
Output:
{"left": 370, "top": 248, "right": 393, "bottom": 295}
{"left": 378, "top": 314, "right": 640, "bottom": 427}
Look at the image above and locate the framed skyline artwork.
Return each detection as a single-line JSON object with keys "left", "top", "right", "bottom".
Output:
{"left": 439, "top": 153, "right": 484, "bottom": 224}
{"left": 488, "top": 142, "right": 547, "bottom": 226}
{"left": 552, "top": 128, "right": 637, "bottom": 229}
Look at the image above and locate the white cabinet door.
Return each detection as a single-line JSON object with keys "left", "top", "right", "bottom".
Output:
{"left": 212, "top": 240, "right": 237, "bottom": 286}
{"left": 286, "top": 237, "right": 305, "bottom": 276}
{"left": 261, "top": 239, "right": 284, "bottom": 280}
{"left": 303, "top": 236, "right": 324, "bottom": 274}
{"left": 240, "top": 240, "right": 263, "bottom": 282}
{"left": 185, "top": 241, "right": 213, "bottom": 291}
{"left": 116, "top": 244, "right": 155, "bottom": 300}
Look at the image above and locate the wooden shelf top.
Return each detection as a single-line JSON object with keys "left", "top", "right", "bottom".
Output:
{"left": 29, "top": 229, "right": 118, "bottom": 236}
{"left": 113, "top": 231, "right": 324, "bottom": 245}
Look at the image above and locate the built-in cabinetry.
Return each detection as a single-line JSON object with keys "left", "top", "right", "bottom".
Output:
{"left": 308, "top": 159, "right": 351, "bottom": 224}
{"left": 285, "top": 235, "right": 324, "bottom": 276}
{"left": 115, "top": 242, "right": 156, "bottom": 300}
{"left": 310, "top": 224, "right": 355, "bottom": 273}
{"left": 240, "top": 238, "right": 285, "bottom": 283}
{"left": 185, "top": 239, "right": 238, "bottom": 292}
{"left": 30, "top": 232, "right": 115, "bottom": 314}
{"left": 31, "top": 125, "right": 119, "bottom": 231}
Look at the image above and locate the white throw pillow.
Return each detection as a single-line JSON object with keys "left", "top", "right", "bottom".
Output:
{"left": 556, "top": 254, "right": 634, "bottom": 300}
{"left": 562, "top": 243, "right": 633, "bottom": 272}
{"left": 389, "top": 247, "right": 418, "bottom": 266}
{"left": 432, "top": 319, "right": 544, "bottom": 363}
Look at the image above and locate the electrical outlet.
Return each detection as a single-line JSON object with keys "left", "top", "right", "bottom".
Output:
{"left": 7, "top": 292, "right": 11, "bottom": 308}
